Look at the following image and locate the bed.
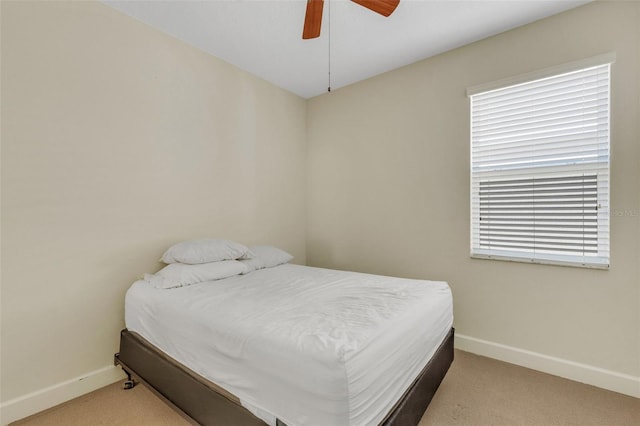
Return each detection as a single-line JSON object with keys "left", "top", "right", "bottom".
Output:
{"left": 115, "top": 262, "right": 454, "bottom": 426}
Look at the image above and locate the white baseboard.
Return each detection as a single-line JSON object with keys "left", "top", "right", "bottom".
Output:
{"left": 455, "top": 333, "right": 640, "bottom": 398}
{"left": 0, "top": 365, "right": 125, "bottom": 425}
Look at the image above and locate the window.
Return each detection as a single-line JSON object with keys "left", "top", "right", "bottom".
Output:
{"left": 469, "top": 58, "right": 612, "bottom": 268}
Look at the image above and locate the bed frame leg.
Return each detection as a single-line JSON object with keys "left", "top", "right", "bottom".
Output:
{"left": 114, "top": 352, "right": 136, "bottom": 390}
{"left": 122, "top": 369, "right": 136, "bottom": 390}
{"left": 124, "top": 377, "right": 135, "bottom": 390}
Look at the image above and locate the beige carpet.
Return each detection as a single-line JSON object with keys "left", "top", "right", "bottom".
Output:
{"left": 420, "top": 351, "right": 639, "bottom": 425}
{"left": 12, "top": 350, "right": 640, "bottom": 425}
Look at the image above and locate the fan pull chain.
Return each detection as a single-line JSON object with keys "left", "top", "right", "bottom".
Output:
{"left": 328, "top": 0, "right": 331, "bottom": 92}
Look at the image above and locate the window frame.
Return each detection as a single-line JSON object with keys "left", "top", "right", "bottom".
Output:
{"left": 468, "top": 54, "right": 614, "bottom": 269}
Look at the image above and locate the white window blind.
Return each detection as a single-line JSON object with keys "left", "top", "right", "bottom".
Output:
{"left": 470, "top": 62, "right": 610, "bottom": 268}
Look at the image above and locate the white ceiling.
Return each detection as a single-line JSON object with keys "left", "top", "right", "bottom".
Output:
{"left": 103, "top": 0, "right": 591, "bottom": 99}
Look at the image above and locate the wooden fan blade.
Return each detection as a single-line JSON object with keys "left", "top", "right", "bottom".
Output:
{"left": 302, "top": 0, "right": 324, "bottom": 39}
{"left": 351, "top": 0, "right": 399, "bottom": 17}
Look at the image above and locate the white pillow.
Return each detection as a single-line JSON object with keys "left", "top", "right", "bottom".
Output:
{"left": 240, "top": 246, "right": 293, "bottom": 273}
{"left": 161, "top": 239, "right": 252, "bottom": 264}
{"left": 145, "top": 260, "right": 248, "bottom": 289}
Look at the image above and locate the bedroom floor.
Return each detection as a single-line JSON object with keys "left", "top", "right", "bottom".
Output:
{"left": 421, "top": 350, "right": 639, "bottom": 425}
{"left": 12, "top": 350, "right": 639, "bottom": 425}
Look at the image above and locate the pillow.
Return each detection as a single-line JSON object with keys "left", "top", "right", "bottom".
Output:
{"left": 161, "top": 238, "right": 252, "bottom": 264}
{"left": 240, "top": 246, "right": 293, "bottom": 273}
{"left": 145, "top": 260, "right": 248, "bottom": 289}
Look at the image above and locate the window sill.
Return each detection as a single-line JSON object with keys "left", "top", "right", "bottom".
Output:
{"left": 470, "top": 253, "right": 609, "bottom": 270}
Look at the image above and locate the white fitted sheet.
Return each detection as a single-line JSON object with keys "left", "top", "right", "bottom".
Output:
{"left": 125, "top": 264, "right": 453, "bottom": 426}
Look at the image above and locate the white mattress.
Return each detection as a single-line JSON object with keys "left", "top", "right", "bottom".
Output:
{"left": 125, "top": 264, "right": 453, "bottom": 426}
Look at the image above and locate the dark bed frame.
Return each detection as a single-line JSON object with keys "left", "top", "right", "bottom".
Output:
{"left": 114, "top": 327, "right": 454, "bottom": 426}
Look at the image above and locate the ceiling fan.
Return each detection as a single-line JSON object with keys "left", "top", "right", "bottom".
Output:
{"left": 302, "top": 0, "right": 400, "bottom": 39}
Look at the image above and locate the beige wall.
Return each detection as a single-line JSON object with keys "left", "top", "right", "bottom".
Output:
{"left": 307, "top": 0, "right": 639, "bottom": 379}
{"left": 1, "top": 0, "right": 306, "bottom": 403}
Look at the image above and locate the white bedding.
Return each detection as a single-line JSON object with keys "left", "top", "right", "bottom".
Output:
{"left": 125, "top": 264, "right": 453, "bottom": 426}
